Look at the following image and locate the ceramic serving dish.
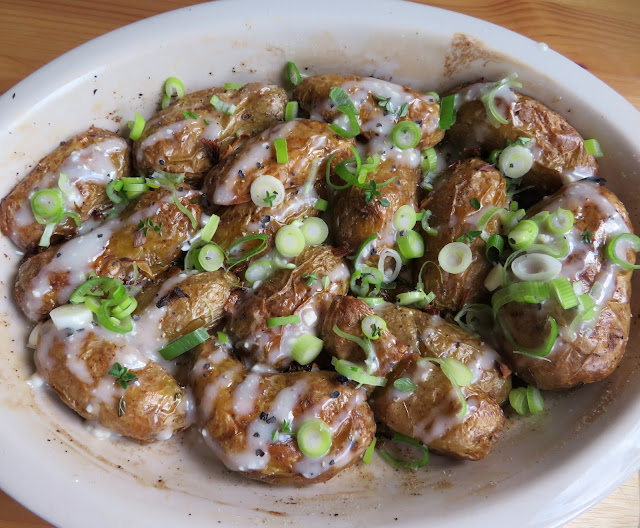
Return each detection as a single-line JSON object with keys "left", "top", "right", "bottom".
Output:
{"left": 1, "top": 1, "right": 640, "bottom": 526}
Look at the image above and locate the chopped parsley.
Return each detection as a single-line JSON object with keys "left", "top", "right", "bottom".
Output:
{"left": 302, "top": 271, "right": 318, "bottom": 286}
{"left": 470, "top": 198, "right": 481, "bottom": 210}
{"left": 393, "top": 377, "right": 418, "bottom": 393}
{"left": 138, "top": 218, "right": 162, "bottom": 236}
{"left": 456, "top": 230, "right": 482, "bottom": 243}
{"left": 581, "top": 229, "right": 593, "bottom": 244}
{"left": 364, "top": 181, "right": 380, "bottom": 203}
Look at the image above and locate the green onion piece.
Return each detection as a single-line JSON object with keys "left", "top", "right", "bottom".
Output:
{"left": 300, "top": 217, "right": 328, "bottom": 246}
{"left": 509, "top": 387, "right": 528, "bottom": 414}
{"left": 160, "top": 95, "right": 171, "bottom": 110}
{"left": 321, "top": 275, "right": 331, "bottom": 290}
{"left": 350, "top": 233, "right": 378, "bottom": 267}
{"left": 550, "top": 277, "right": 579, "bottom": 309}
{"left": 314, "top": 198, "right": 328, "bottom": 212}
{"left": 454, "top": 303, "right": 493, "bottom": 335}
{"left": 390, "top": 121, "right": 422, "bottom": 150}
{"left": 196, "top": 244, "right": 225, "bottom": 272}
{"left": 606, "top": 233, "right": 640, "bottom": 270}
{"left": 361, "top": 315, "right": 387, "bottom": 340}
{"left": 329, "top": 86, "right": 358, "bottom": 115}
{"left": 224, "top": 82, "right": 243, "bottom": 90}
{"left": 438, "top": 94, "right": 457, "bottom": 130}
{"left": 420, "top": 210, "right": 437, "bottom": 236}
{"left": 331, "top": 357, "right": 387, "bottom": 386}
{"left": 350, "top": 267, "right": 384, "bottom": 297}
{"left": 479, "top": 74, "right": 522, "bottom": 126}
{"left": 438, "top": 242, "right": 472, "bottom": 274}
{"left": 159, "top": 327, "right": 210, "bottom": 360}
{"left": 210, "top": 94, "right": 236, "bottom": 115}
{"left": 286, "top": 61, "right": 302, "bottom": 86}
{"left": 245, "top": 259, "right": 274, "bottom": 285}
{"left": 393, "top": 377, "right": 417, "bottom": 393}
{"left": 285, "top": 101, "right": 299, "bottom": 122}
{"left": 110, "top": 296, "right": 138, "bottom": 319}
{"left": 172, "top": 188, "right": 197, "bottom": 229}
{"left": 217, "top": 331, "right": 229, "bottom": 343}
{"left": 425, "top": 91, "right": 440, "bottom": 103}
{"left": 491, "top": 281, "right": 550, "bottom": 317}
{"left": 358, "top": 296, "right": 385, "bottom": 307}
{"left": 331, "top": 324, "right": 378, "bottom": 373}
{"left": 526, "top": 385, "right": 545, "bottom": 414}
{"left": 477, "top": 207, "right": 502, "bottom": 229}
{"left": 275, "top": 225, "right": 306, "bottom": 258}
{"left": 498, "top": 313, "right": 558, "bottom": 357}
{"left": 508, "top": 219, "right": 538, "bottom": 250}
{"left": 227, "top": 233, "right": 269, "bottom": 265}
{"left": 57, "top": 173, "right": 71, "bottom": 194}
{"left": 164, "top": 76, "right": 185, "bottom": 99}
{"left": 393, "top": 205, "right": 417, "bottom": 231}
{"left": 499, "top": 145, "right": 534, "bottom": 178}
{"left": 421, "top": 148, "right": 437, "bottom": 173}
{"left": 329, "top": 109, "right": 360, "bottom": 139}
{"left": 38, "top": 223, "right": 56, "bottom": 247}
{"left": 128, "top": 112, "right": 146, "bottom": 141}
{"left": 485, "top": 234, "right": 505, "bottom": 263}
{"left": 200, "top": 214, "right": 220, "bottom": 243}
{"left": 152, "top": 171, "right": 185, "bottom": 185}
{"left": 397, "top": 230, "right": 424, "bottom": 260}
{"left": 363, "top": 438, "right": 377, "bottom": 464}
{"left": 421, "top": 357, "right": 471, "bottom": 416}
{"left": 296, "top": 419, "right": 332, "bottom": 458}
{"left": 489, "top": 149, "right": 502, "bottom": 165}
{"left": 547, "top": 208, "right": 574, "bottom": 234}
{"left": 105, "top": 180, "right": 124, "bottom": 204}
{"left": 584, "top": 138, "right": 604, "bottom": 158}
{"left": 31, "top": 189, "right": 64, "bottom": 224}
{"left": 379, "top": 433, "right": 429, "bottom": 470}
{"left": 273, "top": 137, "right": 289, "bottom": 164}
{"left": 267, "top": 315, "right": 300, "bottom": 327}
{"left": 396, "top": 290, "right": 433, "bottom": 307}
{"left": 511, "top": 253, "right": 562, "bottom": 282}
{"left": 70, "top": 277, "right": 120, "bottom": 304}
{"left": 291, "top": 334, "right": 324, "bottom": 365}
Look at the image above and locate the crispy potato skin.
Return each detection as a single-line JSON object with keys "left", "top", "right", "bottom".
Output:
{"left": 0, "top": 127, "right": 130, "bottom": 251}
{"left": 136, "top": 268, "right": 236, "bottom": 343}
{"left": 375, "top": 303, "right": 511, "bottom": 405}
{"left": 212, "top": 185, "right": 325, "bottom": 252}
{"left": 191, "top": 339, "right": 375, "bottom": 485}
{"left": 321, "top": 296, "right": 411, "bottom": 378}
{"left": 229, "top": 245, "right": 349, "bottom": 369}
{"left": 333, "top": 159, "right": 420, "bottom": 259}
{"left": 15, "top": 187, "right": 202, "bottom": 321}
{"left": 371, "top": 353, "right": 504, "bottom": 461}
{"left": 203, "top": 119, "right": 353, "bottom": 206}
{"left": 419, "top": 158, "right": 507, "bottom": 312}
{"left": 293, "top": 74, "right": 444, "bottom": 149}
{"left": 134, "top": 83, "right": 288, "bottom": 185}
{"left": 446, "top": 84, "right": 597, "bottom": 196}
{"left": 497, "top": 182, "right": 633, "bottom": 389}
{"left": 35, "top": 321, "right": 190, "bottom": 443}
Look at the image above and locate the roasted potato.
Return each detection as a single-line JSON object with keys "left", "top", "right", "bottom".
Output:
{"left": 374, "top": 303, "right": 511, "bottom": 405}
{"left": 419, "top": 158, "right": 507, "bottom": 312}
{"left": 203, "top": 119, "right": 353, "bottom": 206}
{"left": 34, "top": 320, "right": 191, "bottom": 443}
{"left": 15, "top": 186, "right": 202, "bottom": 321}
{"left": 446, "top": 81, "right": 597, "bottom": 197}
{"left": 132, "top": 268, "right": 236, "bottom": 361}
{"left": 496, "top": 181, "right": 633, "bottom": 389}
{"left": 332, "top": 158, "right": 420, "bottom": 262}
{"left": 191, "top": 338, "right": 375, "bottom": 485}
{"left": 134, "top": 83, "right": 288, "bottom": 185}
{"left": 371, "top": 353, "right": 504, "bottom": 461}
{"left": 0, "top": 127, "right": 130, "bottom": 251}
{"left": 321, "top": 296, "right": 411, "bottom": 379}
{"left": 293, "top": 74, "right": 444, "bottom": 150}
{"left": 229, "top": 245, "right": 349, "bottom": 369}
{"left": 212, "top": 185, "right": 325, "bottom": 253}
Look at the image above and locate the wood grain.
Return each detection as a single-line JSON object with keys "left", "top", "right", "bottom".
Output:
{"left": 0, "top": 1, "right": 639, "bottom": 527}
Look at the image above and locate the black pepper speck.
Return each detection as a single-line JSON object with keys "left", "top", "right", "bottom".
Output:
{"left": 330, "top": 391, "right": 340, "bottom": 398}
{"left": 256, "top": 449, "right": 265, "bottom": 457}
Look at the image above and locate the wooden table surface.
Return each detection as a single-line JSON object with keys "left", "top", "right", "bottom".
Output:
{"left": 0, "top": 0, "right": 639, "bottom": 526}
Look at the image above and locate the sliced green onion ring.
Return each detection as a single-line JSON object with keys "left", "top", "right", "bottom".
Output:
{"left": 550, "top": 276, "right": 579, "bottom": 309}
{"left": 164, "top": 76, "right": 185, "bottom": 99}
{"left": 300, "top": 217, "right": 329, "bottom": 246}
{"left": 421, "top": 148, "right": 437, "bottom": 173}
{"left": 547, "top": 208, "right": 574, "bottom": 234}
{"left": 508, "top": 219, "right": 539, "bottom": 250}
{"left": 227, "top": 233, "right": 269, "bottom": 265}
{"left": 196, "top": 244, "right": 225, "bottom": 272}
{"left": 352, "top": 233, "right": 378, "bottom": 270}
{"left": 491, "top": 281, "right": 550, "bottom": 318}
{"left": 379, "top": 433, "right": 429, "bottom": 470}
{"left": 210, "top": 94, "right": 236, "bottom": 115}
{"left": 498, "top": 314, "right": 558, "bottom": 357}
{"left": 485, "top": 234, "right": 505, "bottom": 262}
{"left": 224, "top": 82, "right": 243, "bottom": 90}
{"left": 273, "top": 137, "right": 289, "bottom": 164}
{"left": 245, "top": 259, "right": 274, "bottom": 285}
{"left": 511, "top": 253, "right": 562, "bottom": 282}
{"left": 275, "top": 224, "right": 306, "bottom": 258}
{"left": 350, "top": 267, "right": 384, "bottom": 297}
{"left": 509, "top": 387, "right": 528, "bottom": 414}
{"left": 438, "top": 242, "right": 472, "bottom": 274}
{"left": 200, "top": 214, "right": 220, "bottom": 243}
{"left": 377, "top": 248, "right": 403, "bottom": 282}
{"left": 390, "top": 121, "right": 421, "bottom": 150}
{"left": 250, "top": 175, "right": 285, "bottom": 208}
{"left": 439, "top": 94, "right": 456, "bottom": 130}
{"left": 31, "top": 189, "right": 64, "bottom": 224}
{"left": 296, "top": 419, "right": 332, "bottom": 458}
{"left": 331, "top": 357, "right": 386, "bottom": 387}
{"left": 314, "top": 198, "right": 328, "bottom": 212}
{"left": 363, "top": 438, "right": 377, "bottom": 464}
{"left": 332, "top": 324, "right": 378, "bottom": 374}
{"left": 286, "top": 61, "right": 302, "bottom": 86}
{"left": 420, "top": 210, "right": 437, "bottom": 236}
{"left": 499, "top": 144, "right": 534, "bottom": 178}
{"left": 526, "top": 385, "right": 545, "bottom": 414}
{"left": 291, "top": 334, "right": 324, "bottom": 365}
{"left": 479, "top": 74, "right": 522, "bottom": 126}
{"left": 454, "top": 303, "right": 493, "bottom": 335}
{"left": 397, "top": 230, "right": 424, "bottom": 260}
{"left": 358, "top": 296, "right": 385, "bottom": 308}
{"left": 159, "top": 327, "right": 210, "bottom": 360}
{"left": 584, "top": 138, "right": 604, "bottom": 158}
{"left": 128, "top": 112, "right": 146, "bottom": 141}
{"left": 106, "top": 180, "right": 125, "bottom": 204}
{"left": 606, "top": 233, "right": 640, "bottom": 270}
{"left": 393, "top": 205, "right": 417, "bottom": 231}
{"left": 267, "top": 315, "right": 300, "bottom": 327}
{"left": 329, "top": 109, "right": 360, "bottom": 139}
{"left": 361, "top": 315, "right": 387, "bottom": 340}
{"left": 285, "top": 101, "right": 299, "bottom": 122}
